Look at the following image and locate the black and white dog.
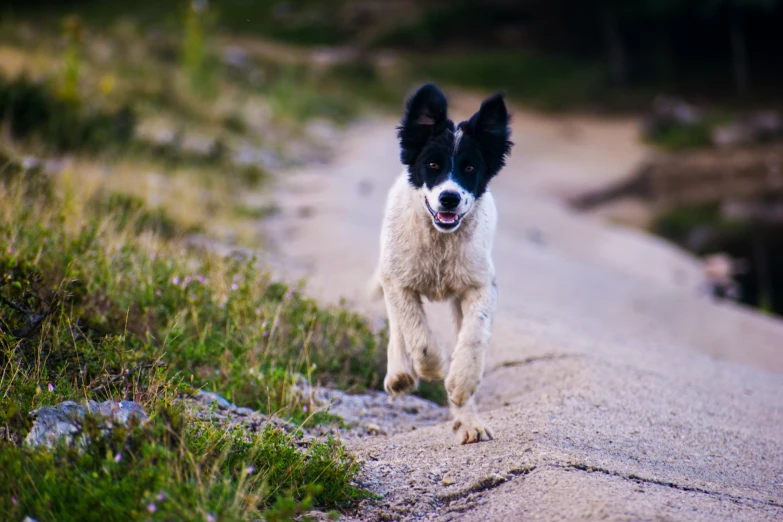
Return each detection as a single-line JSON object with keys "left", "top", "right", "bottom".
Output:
{"left": 371, "top": 84, "right": 512, "bottom": 444}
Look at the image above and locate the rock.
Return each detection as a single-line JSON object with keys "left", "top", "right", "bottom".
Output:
{"left": 25, "top": 400, "right": 148, "bottom": 449}
{"left": 700, "top": 252, "right": 746, "bottom": 300}
{"left": 310, "top": 387, "right": 446, "bottom": 438}
{"left": 222, "top": 45, "right": 250, "bottom": 69}
{"left": 642, "top": 95, "right": 702, "bottom": 139}
{"left": 712, "top": 111, "right": 782, "bottom": 148}
{"left": 232, "top": 143, "right": 282, "bottom": 170}
{"left": 711, "top": 123, "right": 750, "bottom": 148}
{"left": 181, "top": 391, "right": 304, "bottom": 438}
{"left": 442, "top": 473, "right": 457, "bottom": 486}
{"left": 192, "top": 390, "right": 234, "bottom": 410}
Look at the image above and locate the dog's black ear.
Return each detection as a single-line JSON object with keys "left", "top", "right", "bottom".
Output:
{"left": 397, "top": 83, "right": 449, "bottom": 166}
{"left": 464, "top": 92, "right": 513, "bottom": 176}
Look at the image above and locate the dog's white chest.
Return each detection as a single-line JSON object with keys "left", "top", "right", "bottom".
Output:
{"left": 382, "top": 217, "right": 491, "bottom": 301}
{"left": 378, "top": 174, "right": 496, "bottom": 302}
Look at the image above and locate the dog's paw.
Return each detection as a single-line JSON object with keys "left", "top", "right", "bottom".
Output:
{"left": 384, "top": 371, "right": 418, "bottom": 395}
{"left": 452, "top": 417, "right": 494, "bottom": 444}
{"left": 445, "top": 359, "right": 481, "bottom": 407}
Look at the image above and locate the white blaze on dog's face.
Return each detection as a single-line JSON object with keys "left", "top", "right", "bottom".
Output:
{"left": 397, "top": 84, "right": 512, "bottom": 233}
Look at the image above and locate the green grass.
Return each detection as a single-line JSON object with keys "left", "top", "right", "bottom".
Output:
{"left": 0, "top": 156, "right": 386, "bottom": 422}
{"left": 0, "top": 152, "right": 382, "bottom": 518}
{"left": 1, "top": 408, "right": 363, "bottom": 521}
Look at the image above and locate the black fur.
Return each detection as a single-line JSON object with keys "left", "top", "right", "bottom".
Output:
{"left": 397, "top": 84, "right": 513, "bottom": 201}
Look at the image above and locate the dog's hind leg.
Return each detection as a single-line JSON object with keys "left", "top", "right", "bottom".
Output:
{"left": 383, "top": 283, "right": 447, "bottom": 384}
{"left": 445, "top": 282, "right": 496, "bottom": 443}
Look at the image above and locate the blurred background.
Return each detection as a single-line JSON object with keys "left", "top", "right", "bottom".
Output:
{"left": 2, "top": 0, "right": 783, "bottom": 316}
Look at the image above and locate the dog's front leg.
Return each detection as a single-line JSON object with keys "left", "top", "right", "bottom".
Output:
{"left": 446, "top": 283, "right": 496, "bottom": 443}
{"left": 382, "top": 282, "right": 446, "bottom": 393}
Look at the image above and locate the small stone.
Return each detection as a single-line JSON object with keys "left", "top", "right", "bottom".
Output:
{"left": 442, "top": 473, "right": 456, "bottom": 486}
{"left": 194, "top": 390, "right": 233, "bottom": 410}
{"left": 25, "top": 400, "right": 148, "bottom": 449}
{"left": 366, "top": 423, "right": 384, "bottom": 435}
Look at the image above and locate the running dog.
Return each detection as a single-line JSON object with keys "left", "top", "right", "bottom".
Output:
{"left": 371, "top": 83, "right": 512, "bottom": 444}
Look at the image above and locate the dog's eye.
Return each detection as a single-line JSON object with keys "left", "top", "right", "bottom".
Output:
{"left": 428, "top": 162, "right": 439, "bottom": 170}
{"left": 465, "top": 165, "right": 475, "bottom": 173}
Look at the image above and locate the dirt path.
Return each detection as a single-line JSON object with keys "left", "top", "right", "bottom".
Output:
{"left": 262, "top": 106, "right": 783, "bottom": 521}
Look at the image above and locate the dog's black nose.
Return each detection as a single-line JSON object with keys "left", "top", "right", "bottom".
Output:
{"left": 439, "top": 191, "right": 461, "bottom": 210}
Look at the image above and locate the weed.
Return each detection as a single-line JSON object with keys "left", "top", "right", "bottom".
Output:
{"left": 182, "top": 0, "right": 218, "bottom": 98}
{"left": 59, "top": 15, "right": 83, "bottom": 103}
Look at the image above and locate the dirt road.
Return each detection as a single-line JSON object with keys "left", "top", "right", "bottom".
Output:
{"left": 263, "top": 105, "right": 783, "bottom": 521}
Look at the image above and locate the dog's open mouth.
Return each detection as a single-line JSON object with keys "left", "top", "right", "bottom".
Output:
{"left": 425, "top": 198, "right": 463, "bottom": 230}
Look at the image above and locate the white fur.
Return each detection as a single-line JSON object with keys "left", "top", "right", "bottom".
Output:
{"left": 453, "top": 127, "right": 464, "bottom": 154}
{"left": 373, "top": 171, "right": 498, "bottom": 444}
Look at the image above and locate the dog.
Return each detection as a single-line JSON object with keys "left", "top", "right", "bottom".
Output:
{"left": 370, "top": 83, "right": 512, "bottom": 444}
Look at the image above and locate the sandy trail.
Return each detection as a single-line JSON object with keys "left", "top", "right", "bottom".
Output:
{"left": 263, "top": 105, "right": 783, "bottom": 521}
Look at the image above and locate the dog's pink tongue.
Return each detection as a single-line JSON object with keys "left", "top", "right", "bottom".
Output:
{"left": 437, "top": 212, "right": 458, "bottom": 223}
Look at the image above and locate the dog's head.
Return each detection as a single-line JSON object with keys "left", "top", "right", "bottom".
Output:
{"left": 398, "top": 83, "right": 512, "bottom": 233}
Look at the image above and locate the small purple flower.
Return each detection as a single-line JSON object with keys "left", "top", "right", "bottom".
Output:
{"left": 156, "top": 289, "right": 162, "bottom": 296}
{"left": 262, "top": 330, "right": 269, "bottom": 337}
{"left": 147, "top": 503, "right": 157, "bottom": 513}
{"left": 285, "top": 287, "right": 294, "bottom": 300}
{"left": 184, "top": 276, "right": 192, "bottom": 285}
{"left": 245, "top": 465, "right": 255, "bottom": 474}
{"left": 47, "top": 383, "right": 54, "bottom": 392}
{"left": 172, "top": 276, "right": 181, "bottom": 285}
{"left": 302, "top": 405, "right": 308, "bottom": 412}
{"left": 206, "top": 515, "right": 216, "bottom": 522}
{"left": 198, "top": 275, "right": 206, "bottom": 283}
{"left": 11, "top": 496, "right": 17, "bottom": 505}
{"left": 150, "top": 252, "right": 157, "bottom": 260}
{"left": 157, "top": 491, "right": 166, "bottom": 502}
{"left": 7, "top": 247, "right": 13, "bottom": 254}
{"left": 231, "top": 283, "right": 239, "bottom": 291}
{"left": 114, "top": 453, "right": 122, "bottom": 463}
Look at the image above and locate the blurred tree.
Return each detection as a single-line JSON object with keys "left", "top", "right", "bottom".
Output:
{"left": 698, "top": 0, "right": 781, "bottom": 95}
